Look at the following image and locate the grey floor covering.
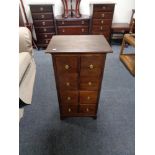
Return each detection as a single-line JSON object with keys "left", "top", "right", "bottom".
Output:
{"left": 19, "top": 45, "right": 135, "bottom": 155}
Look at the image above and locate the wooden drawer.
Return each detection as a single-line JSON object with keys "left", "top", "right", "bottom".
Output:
{"left": 32, "top": 13, "right": 53, "bottom": 20}
{"left": 80, "top": 91, "right": 98, "bottom": 104}
{"left": 79, "top": 104, "right": 96, "bottom": 114}
{"left": 80, "top": 77, "right": 100, "bottom": 90}
{"left": 93, "top": 4, "right": 114, "bottom": 12}
{"left": 57, "top": 26, "right": 89, "bottom": 35}
{"left": 58, "top": 74, "right": 78, "bottom": 90}
{"left": 36, "top": 33, "right": 54, "bottom": 40}
{"left": 57, "top": 20, "right": 89, "bottom": 26}
{"left": 37, "top": 38, "right": 51, "bottom": 44}
{"left": 93, "top": 12, "right": 113, "bottom": 19}
{"left": 55, "top": 56, "right": 78, "bottom": 74}
{"left": 92, "top": 19, "right": 112, "bottom": 26}
{"left": 60, "top": 91, "right": 78, "bottom": 105}
{"left": 92, "top": 31, "right": 110, "bottom": 39}
{"left": 61, "top": 105, "right": 78, "bottom": 115}
{"left": 80, "top": 55, "right": 105, "bottom": 77}
{"left": 30, "top": 5, "right": 53, "bottom": 13}
{"left": 33, "top": 20, "right": 54, "bottom": 27}
{"left": 92, "top": 25, "right": 111, "bottom": 32}
{"left": 35, "top": 27, "right": 55, "bottom": 33}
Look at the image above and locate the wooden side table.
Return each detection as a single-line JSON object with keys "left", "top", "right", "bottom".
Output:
{"left": 46, "top": 35, "right": 112, "bottom": 119}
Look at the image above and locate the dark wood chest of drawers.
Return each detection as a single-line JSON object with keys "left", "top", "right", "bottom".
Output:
{"left": 46, "top": 35, "right": 112, "bottom": 119}
{"left": 30, "top": 4, "right": 56, "bottom": 48}
{"left": 56, "top": 15, "right": 90, "bottom": 35}
{"left": 90, "top": 3, "right": 115, "bottom": 41}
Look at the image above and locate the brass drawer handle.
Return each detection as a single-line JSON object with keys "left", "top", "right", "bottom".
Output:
{"left": 44, "top": 34, "right": 47, "bottom": 38}
{"left": 68, "top": 108, "right": 71, "bottom": 112}
{"left": 81, "top": 21, "right": 85, "bottom": 24}
{"left": 62, "top": 29, "right": 65, "bottom": 33}
{"left": 40, "top": 7, "right": 44, "bottom": 11}
{"left": 42, "top": 21, "right": 45, "bottom": 25}
{"left": 101, "top": 14, "right": 104, "bottom": 18}
{"left": 87, "top": 96, "right": 90, "bottom": 100}
{"left": 88, "top": 82, "right": 92, "bottom": 86}
{"left": 66, "top": 82, "right": 70, "bottom": 86}
{"left": 82, "top": 28, "right": 85, "bottom": 32}
{"left": 101, "top": 20, "right": 104, "bottom": 24}
{"left": 62, "top": 21, "right": 65, "bottom": 25}
{"left": 100, "top": 26, "right": 103, "bottom": 30}
{"left": 67, "top": 96, "right": 71, "bottom": 101}
{"left": 65, "top": 64, "right": 69, "bottom": 69}
{"left": 41, "top": 14, "right": 45, "bottom": 18}
{"left": 86, "top": 108, "right": 89, "bottom": 112}
{"left": 102, "top": 6, "right": 106, "bottom": 10}
{"left": 43, "top": 28, "right": 47, "bottom": 32}
{"left": 89, "top": 64, "right": 94, "bottom": 69}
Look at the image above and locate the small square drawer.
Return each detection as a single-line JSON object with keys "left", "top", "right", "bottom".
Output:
{"left": 58, "top": 74, "right": 78, "bottom": 90}
{"left": 32, "top": 13, "right": 53, "bottom": 20}
{"left": 80, "top": 55, "right": 105, "bottom": 77}
{"left": 30, "top": 5, "right": 53, "bottom": 13}
{"left": 93, "top": 4, "right": 114, "bottom": 12}
{"left": 79, "top": 104, "right": 96, "bottom": 114}
{"left": 60, "top": 91, "right": 78, "bottom": 105}
{"left": 55, "top": 56, "right": 78, "bottom": 74}
{"left": 80, "top": 77, "right": 100, "bottom": 90}
{"left": 61, "top": 105, "right": 78, "bottom": 115}
{"left": 92, "top": 19, "right": 112, "bottom": 26}
{"left": 35, "top": 27, "right": 55, "bottom": 33}
{"left": 80, "top": 91, "right": 98, "bottom": 104}
{"left": 93, "top": 12, "right": 113, "bottom": 19}
{"left": 33, "top": 20, "right": 54, "bottom": 27}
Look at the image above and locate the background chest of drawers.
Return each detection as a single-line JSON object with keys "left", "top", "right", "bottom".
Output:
{"left": 30, "top": 4, "right": 56, "bottom": 48}
{"left": 46, "top": 35, "right": 112, "bottom": 119}
{"left": 56, "top": 15, "right": 90, "bottom": 35}
{"left": 90, "top": 3, "right": 115, "bottom": 41}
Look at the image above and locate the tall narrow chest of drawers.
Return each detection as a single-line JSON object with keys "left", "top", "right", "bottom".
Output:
{"left": 46, "top": 35, "right": 112, "bottom": 119}
{"left": 30, "top": 4, "right": 56, "bottom": 48}
{"left": 90, "top": 3, "right": 115, "bottom": 41}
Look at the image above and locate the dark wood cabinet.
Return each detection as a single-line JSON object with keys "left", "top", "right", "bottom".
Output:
{"left": 56, "top": 15, "right": 90, "bottom": 35}
{"left": 30, "top": 4, "right": 56, "bottom": 48}
{"left": 46, "top": 35, "right": 113, "bottom": 119}
{"left": 90, "top": 4, "right": 115, "bottom": 41}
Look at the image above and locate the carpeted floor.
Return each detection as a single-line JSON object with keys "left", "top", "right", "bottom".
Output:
{"left": 19, "top": 45, "right": 135, "bottom": 155}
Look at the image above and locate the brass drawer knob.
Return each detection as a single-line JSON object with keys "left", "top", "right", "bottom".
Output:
{"left": 88, "top": 82, "right": 92, "bottom": 86}
{"left": 82, "top": 28, "right": 85, "bottom": 32}
{"left": 100, "top": 26, "right": 103, "bottom": 30}
{"left": 62, "top": 29, "right": 65, "bottom": 33}
{"left": 42, "top": 21, "right": 45, "bottom": 25}
{"left": 101, "top": 14, "right": 104, "bottom": 18}
{"left": 67, "top": 96, "right": 71, "bottom": 101}
{"left": 102, "top": 6, "right": 106, "bottom": 10}
{"left": 87, "top": 96, "right": 90, "bottom": 100}
{"left": 65, "top": 64, "right": 69, "bottom": 69}
{"left": 89, "top": 64, "right": 94, "bottom": 69}
{"left": 81, "top": 21, "right": 85, "bottom": 24}
{"left": 44, "top": 34, "right": 47, "bottom": 38}
{"left": 40, "top": 7, "right": 44, "bottom": 11}
{"left": 62, "top": 21, "right": 65, "bottom": 25}
{"left": 41, "top": 14, "right": 45, "bottom": 18}
{"left": 86, "top": 108, "right": 89, "bottom": 112}
{"left": 66, "top": 82, "right": 70, "bottom": 86}
{"left": 101, "top": 20, "right": 104, "bottom": 24}
{"left": 43, "top": 28, "right": 47, "bottom": 32}
{"left": 68, "top": 108, "right": 71, "bottom": 112}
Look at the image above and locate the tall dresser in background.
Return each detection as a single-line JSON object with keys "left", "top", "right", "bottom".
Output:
{"left": 90, "top": 3, "right": 115, "bottom": 41}
{"left": 30, "top": 4, "right": 56, "bottom": 49}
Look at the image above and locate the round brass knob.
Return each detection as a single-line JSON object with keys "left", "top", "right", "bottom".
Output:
{"left": 42, "top": 21, "right": 45, "bottom": 25}
{"left": 82, "top": 28, "right": 84, "bottom": 32}
{"left": 68, "top": 108, "right": 71, "bottom": 112}
{"left": 88, "top": 82, "right": 92, "bottom": 86}
{"left": 62, "top": 29, "right": 65, "bottom": 33}
{"left": 86, "top": 108, "right": 89, "bottom": 112}
{"left": 101, "top": 14, "right": 104, "bottom": 18}
{"left": 62, "top": 21, "right": 65, "bottom": 25}
{"left": 100, "top": 26, "right": 103, "bottom": 30}
{"left": 101, "top": 20, "right": 104, "bottom": 24}
{"left": 81, "top": 21, "right": 84, "bottom": 24}
{"left": 66, "top": 82, "right": 70, "bottom": 86}
{"left": 89, "top": 64, "right": 94, "bottom": 69}
{"left": 65, "top": 65, "right": 69, "bottom": 69}
{"left": 67, "top": 96, "right": 71, "bottom": 101}
{"left": 40, "top": 7, "right": 44, "bottom": 11}
{"left": 102, "top": 6, "right": 106, "bottom": 10}
{"left": 44, "top": 28, "right": 47, "bottom": 32}
{"left": 87, "top": 96, "right": 90, "bottom": 100}
{"left": 41, "top": 15, "right": 45, "bottom": 18}
{"left": 44, "top": 34, "right": 47, "bottom": 38}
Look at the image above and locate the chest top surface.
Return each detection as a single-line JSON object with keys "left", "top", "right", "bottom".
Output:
{"left": 46, "top": 35, "right": 113, "bottom": 54}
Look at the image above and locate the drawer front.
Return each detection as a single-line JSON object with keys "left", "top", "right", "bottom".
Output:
{"left": 93, "top": 12, "right": 113, "bottom": 19}
{"left": 60, "top": 91, "right": 78, "bottom": 105}
{"left": 92, "top": 31, "right": 110, "bottom": 39}
{"left": 37, "top": 38, "right": 51, "bottom": 44}
{"left": 92, "top": 19, "right": 112, "bottom": 26}
{"left": 92, "top": 25, "right": 111, "bottom": 32}
{"left": 30, "top": 5, "right": 53, "bottom": 13}
{"left": 36, "top": 33, "right": 54, "bottom": 40}
{"left": 55, "top": 56, "right": 78, "bottom": 74}
{"left": 33, "top": 20, "right": 54, "bottom": 27}
{"left": 61, "top": 105, "right": 78, "bottom": 115}
{"left": 57, "top": 20, "right": 89, "bottom": 26}
{"left": 57, "top": 26, "right": 89, "bottom": 35}
{"left": 80, "top": 91, "right": 98, "bottom": 104}
{"left": 80, "top": 77, "right": 100, "bottom": 90}
{"left": 58, "top": 74, "right": 78, "bottom": 90}
{"left": 80, "top": 55, "right": 105, "bottom": 77}
{"left": 32, "top": 13, "right": 53, "bottom": 20}
{"left": 93, "top": 4, "right": 114, "bottom": 12}
{"left": 35, "top": 27, "right": 55, "bottom": 33}
{"left": 79, "top": 104, "right": 96, "bottom": 114}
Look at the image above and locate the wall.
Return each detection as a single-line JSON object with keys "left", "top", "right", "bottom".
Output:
{"left": 24, "top": 0, "right": 135, "bottom": 23}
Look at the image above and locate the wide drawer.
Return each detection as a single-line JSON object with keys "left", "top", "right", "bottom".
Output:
{"left": 30, "top": 5, "right": 53, "bottom": 13}
{"left": 35, "top": 27, "right": 55, "bottom": 33}
{"left": 61, "top": 105, "right": 78, "bottom": 115}
{"left": 80, "top": 91, "right": 98, "bottom": 104}
{"left": 58, "top": 74, "right": 78, "bottom": 90}
{"left": 80, "top": 77, "right": 100, "bottom": 90}
{"left": 80, "top": 55, "right": 105, "bottom": 77}
{"left": 92, "top": 19, "right": 112, "bottom": 26}
{"left": 92, "top": 25, "right": 111, "bottom": 32}
{"left": 93, "top": 4, "right": 114, "bottom": 12}
{"left": 93, "top": 12, "right": 113, "bottom": 19}
{"left": 57, "top": 20, "right": 89, "bottom": 26}
{"left": 32, "top": 13, "right": 53, "bottom": 20}
{"left": 33, "top": 20, "right": 54, "bottom": 27}
{"left": 57, "top": 26, "right": 89, "bottom": 35}
{"left": 79, "top": 104, "right": 96, "bottom": 114}
{"left": 60, "top": 91, "right": 78, "bottom": 105}
{"left": 36, "top": 33, "right": 54, "bottom": 40}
